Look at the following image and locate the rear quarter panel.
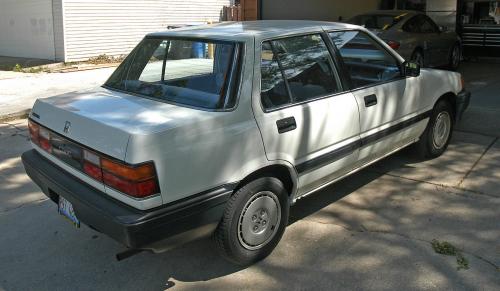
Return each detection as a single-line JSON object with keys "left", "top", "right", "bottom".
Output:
{"left": 379, "top": 29, "right": 416, "bottom": 61}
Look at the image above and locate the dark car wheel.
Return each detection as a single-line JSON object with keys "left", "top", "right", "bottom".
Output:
{"left": 448, "top": 43, "right": 461, "bottom": 71}
{"left": 411, "top": 50, "right": 425, "bottom": 67}
{"left": 415, "top": 100, "right": 454, "bottom": 159}
{"left": 214, "top": 177, "right": 289, "bottom": 266}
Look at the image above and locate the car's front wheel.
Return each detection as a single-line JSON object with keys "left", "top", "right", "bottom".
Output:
{"left": 214, "top": 177, "right": 289, "bottom": 265}
{"left": 415, "top": 100, "right": 454, "bottom": 158}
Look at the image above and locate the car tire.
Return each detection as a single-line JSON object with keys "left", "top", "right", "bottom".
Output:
{"left": 415, "top": 100, "right": 454, "bottom": 159}
{"left": 411, "top": 49, "right": 425, "bottom": 67}
{"left": 448, "top": 43, "right": 461, "bottom": 71}
{"left": 214, "top": 177, "right": 289, "bottom": 266}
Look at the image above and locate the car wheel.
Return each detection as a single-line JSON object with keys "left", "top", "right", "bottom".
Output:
{"left": 214, "top": 177, "right": 289, "bottom": 265}
{"left": 415, "top": 100, "right": 454, "bottom": 159}
{"left": 448, "top": 43, "right": 461, "bottom": 71}
{"left": 411, "top": 50, "right": 425, "bottom": 67}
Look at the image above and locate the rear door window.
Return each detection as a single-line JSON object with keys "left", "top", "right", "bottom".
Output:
{"left": 403, "top": 16, "right": 420, "bottom": 33}
{"left": 260, "top": 34, "right": 341, "bottom": 110}
{"left": 404, "top": 15, "right": 439, "bottom": 33}
{"left": 420, "top": 16, "right": 440, "bottom": 33}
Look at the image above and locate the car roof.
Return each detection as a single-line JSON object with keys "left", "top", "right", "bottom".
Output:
{"left": 146, "top": 20, "right": 360, "bottom": 43}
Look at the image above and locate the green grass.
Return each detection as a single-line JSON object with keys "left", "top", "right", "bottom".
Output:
{"left": 12, "top": 63, "right": 44, "bottom": 73}
{"left": 12, "top": 63, "right": 23, "bottom": 72}
{"left": 431, "top": 239, "right": 469, "bottom": 270}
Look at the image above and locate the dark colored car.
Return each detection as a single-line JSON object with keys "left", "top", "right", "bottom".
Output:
{"left": 349, "top": 10, "right": 462, "bottom": 70}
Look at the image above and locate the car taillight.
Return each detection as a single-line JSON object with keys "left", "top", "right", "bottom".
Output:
{"left": 28, "top": 119, "right": 40, "bottom": 146}
{"left": 39, "top": 127, "right": 52, "bottom": 152}
{"left": 29, "top": 119, "right": 160, "bottom": 199}
{"left": 82, "top": 148, "right": 159, "bottom": 198}
{"left": 387, "top": 40, "right": 400, "bottom": 50}
{"left": 83, "top": 150, "right": 103, "bottom": 181}
{"left": 29, "top": 119, "right": 51, "bottom": 152}
{"left": 101, "top": 159, "right": 159, "bottom": 198}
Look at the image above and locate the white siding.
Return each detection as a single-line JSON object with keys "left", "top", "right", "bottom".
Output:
{"left": 0, "top": 0, "right": 55, "bottom": 60}
{"left": 63, "top": 0, "right": 231, "bottom": 61}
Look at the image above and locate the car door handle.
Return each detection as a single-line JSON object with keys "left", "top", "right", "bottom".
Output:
{"left": 276, "top": 117, "right": 297, "bottom": 134}
{"left": 364, "top": 94, "right": 378, "bottom": 107}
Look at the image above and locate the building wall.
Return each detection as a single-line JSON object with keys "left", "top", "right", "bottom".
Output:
{"left": 426, "top": 0, "right": 457, "bottom": 31}
{"left": 62, "top": 0, "right": 231, "bottom": 61}
{"left": 0, "top": 0, "right": 55, "bottom": 60}
{"left": 261, "top": 0, "right": 380, "bottom": 22}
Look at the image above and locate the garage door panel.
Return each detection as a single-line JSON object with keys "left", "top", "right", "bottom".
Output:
{"left": 0, "top": 0, "right": 55, "bottom": 60}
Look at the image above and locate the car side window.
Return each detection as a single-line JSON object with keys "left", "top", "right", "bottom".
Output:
{"left": 329, "top": 30, "right": 402, "bottom": 89}
{"left": 404, "top": 15, "right": 439, "bottom": 33}
{"left": 403, "top": 16, "right": 420, "bottom": 33}
{"left": 420, "top": 16, "right": 439, "bottom": 33}
{"left": 260, "top": 34, "right": 341, "bottom": 110}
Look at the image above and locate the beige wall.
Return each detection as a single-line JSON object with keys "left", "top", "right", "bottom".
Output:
{"left": 261, "top": 0, "right": 379, "bottom": 22}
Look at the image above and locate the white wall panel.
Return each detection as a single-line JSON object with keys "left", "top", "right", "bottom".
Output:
{"left": 63, "top": 0, "right": 231, "bottom": 61}
{"left": 0, "top": 0, "right": 55, "bottom": 60}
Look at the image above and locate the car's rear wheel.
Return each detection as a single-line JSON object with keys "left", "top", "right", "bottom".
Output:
{"left": 411, "top": 49, "right": 425, "bottom": 67}
{"left": 415, "top": 100, "right": 454, "bottom": 158}
{"left": 214, "top": 177, "right": 289, "bottom": 265}
{"left": 448, "top": 43, "right": 461, "bottom": 71}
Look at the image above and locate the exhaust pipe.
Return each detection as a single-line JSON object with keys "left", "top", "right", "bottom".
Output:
{"left": 116, "top": 248, "right": 143, "bottom": 261}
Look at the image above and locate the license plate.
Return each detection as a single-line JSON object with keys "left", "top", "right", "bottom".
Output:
{"left": 58, "top": 196, "right": 80, "bottom": 228}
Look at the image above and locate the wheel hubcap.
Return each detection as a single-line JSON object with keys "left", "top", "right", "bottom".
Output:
{"left": 238, "top": 191, "right": 281, "bottom": 250}
{"left": 432, "top": 111, "right": 451, "bottom": 149}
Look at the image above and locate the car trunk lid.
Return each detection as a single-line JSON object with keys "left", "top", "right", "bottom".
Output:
{"left": 30, "top": 86, "right": 205, "bottom": 160}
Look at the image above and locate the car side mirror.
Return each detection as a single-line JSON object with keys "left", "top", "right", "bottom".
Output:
{"left": 403, "top": 61, "right": 420, "bottom": 77}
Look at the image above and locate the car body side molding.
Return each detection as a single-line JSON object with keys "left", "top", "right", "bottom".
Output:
{"left": 296, "top": 109, "right": 432, "bottom": 174}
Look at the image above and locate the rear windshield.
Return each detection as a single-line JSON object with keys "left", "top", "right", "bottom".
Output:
{"left": 349, "top": 14, "right": 406, "bottom": 30}
{"left": 105, "top": 38, "right": 241, "bottom": 110}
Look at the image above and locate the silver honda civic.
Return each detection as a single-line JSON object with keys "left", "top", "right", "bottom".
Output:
{"left": 348, "top": 10, "right": 462, "bottom": 70}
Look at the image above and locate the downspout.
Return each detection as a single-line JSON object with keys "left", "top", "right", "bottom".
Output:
{"left": 50, "top": 0, "right": 57, "bottom": 61}
{"left": 258, "top": 0, "right": 263, "bottom": 20}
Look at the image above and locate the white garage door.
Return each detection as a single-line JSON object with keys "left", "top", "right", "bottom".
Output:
{"left": 0, "top": 0, "right": 55, "bottom": 60}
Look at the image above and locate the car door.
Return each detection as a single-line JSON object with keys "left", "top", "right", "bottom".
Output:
{"left": 253, "top": 33, "right": 361, "bottom": 198}
{"left": 329, "top": 30, "right": 426, "bottom": 165}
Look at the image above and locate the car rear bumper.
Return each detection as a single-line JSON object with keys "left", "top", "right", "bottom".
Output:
{"left": 456, "top": 89, "right": 471, "bottom": 121}
{"left": 22, "top": 149, "right": 235, "bottom": 251}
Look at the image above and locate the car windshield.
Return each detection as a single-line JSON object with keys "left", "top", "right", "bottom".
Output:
{"left": 105, "top": 38, "right": 240, "bottom": 110}
{"left": 349, "top": 13, "right": 406, "bottom": 30}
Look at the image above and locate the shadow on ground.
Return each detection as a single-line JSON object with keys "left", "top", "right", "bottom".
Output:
{"left": 1, "top": 59, "right": 500, "bottom": 290}
{"left": 1, "top": 119, "right": 499, "bottom": 290}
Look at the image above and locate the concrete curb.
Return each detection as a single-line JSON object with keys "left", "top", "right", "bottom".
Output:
{"left": 0, "top": 109, "right": 30, "bottom": 122}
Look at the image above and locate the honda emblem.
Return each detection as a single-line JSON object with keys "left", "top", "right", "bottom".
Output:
{"left": 63, "top": 121, "right": 71, "bottom": 134}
